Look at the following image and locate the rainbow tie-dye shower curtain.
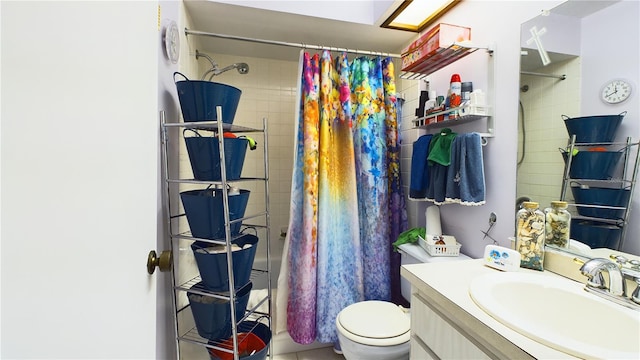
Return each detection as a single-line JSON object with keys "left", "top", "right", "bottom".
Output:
{"left": 286, "top": 50, "right": 406, "bottom": 344}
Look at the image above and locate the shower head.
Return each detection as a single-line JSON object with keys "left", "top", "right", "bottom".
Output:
{"left": 204, "top": 63, "right": 249, "bottom": 80}
{"left": 195, "top": 49, "right": 250, "bottom": 80}
{"left": 218, "top": 62, "right": 250, "bottom": 75}
{"left": 235, "top": 63, "right": 249, "bottom": 74}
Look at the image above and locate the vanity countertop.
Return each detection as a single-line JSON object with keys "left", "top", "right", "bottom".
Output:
{"left": 401, "top": 259, "right": 579, "bottom": 359}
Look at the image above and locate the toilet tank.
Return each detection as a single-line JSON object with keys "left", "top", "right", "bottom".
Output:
{"left": 398, "top": 243, "right": 471, "bottom": 303}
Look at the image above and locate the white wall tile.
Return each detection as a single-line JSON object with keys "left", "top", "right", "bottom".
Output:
{"left": 177, "top": 52, "right": 299, "bottom": 260}
{"left": 517, "top": 57, "right": 581, "bottom": 205}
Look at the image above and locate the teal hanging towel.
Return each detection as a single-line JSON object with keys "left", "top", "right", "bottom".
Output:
{"left": 428, "top": 128, "right": 457, "bottom": 166}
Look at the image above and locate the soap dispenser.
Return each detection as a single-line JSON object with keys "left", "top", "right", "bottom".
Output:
{"left": 515, "top": 201, "right": 545, "bottom": 271}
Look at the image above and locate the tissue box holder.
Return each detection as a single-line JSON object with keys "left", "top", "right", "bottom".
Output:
{"left": 401, "top": 23, "right": 471, "bottom": 72}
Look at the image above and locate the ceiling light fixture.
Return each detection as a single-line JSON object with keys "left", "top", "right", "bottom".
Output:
{"left": 381, "top": 0, "right": 461, "bottom": 33}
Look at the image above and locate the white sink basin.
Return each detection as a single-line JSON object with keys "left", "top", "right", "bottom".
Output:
{"left": 469, "top": 271, "right": 640, "bottom": 359}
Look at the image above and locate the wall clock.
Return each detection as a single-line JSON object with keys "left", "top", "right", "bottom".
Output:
{"left": 163, "top": 20, "right": 180, "bottom": 64}
{"left": 600, "top": 79, "right": 632, "bottom": 104}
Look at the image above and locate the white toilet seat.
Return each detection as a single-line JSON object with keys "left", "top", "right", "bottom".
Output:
{"left": 336, "top": 300, "right": 410, "bottom": 346}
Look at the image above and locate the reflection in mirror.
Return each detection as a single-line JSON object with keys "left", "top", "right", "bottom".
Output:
{"left": 517, "top": 0, "right": 640, "bottom": 257}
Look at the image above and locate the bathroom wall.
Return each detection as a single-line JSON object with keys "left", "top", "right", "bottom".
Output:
{"left": 397, "top": 1, "right": 565, "bottom": 258}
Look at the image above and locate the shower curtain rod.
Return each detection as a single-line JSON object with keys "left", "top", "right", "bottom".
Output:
{"left": 185, "top": 28, "right": 402, "bottom": 58}
{"left": 520, "top": 71, "right": 566, "bottom": 80}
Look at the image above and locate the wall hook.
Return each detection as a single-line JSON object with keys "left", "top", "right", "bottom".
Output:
{"left": 481, "top": 212, "right": 498, "bottom": 244}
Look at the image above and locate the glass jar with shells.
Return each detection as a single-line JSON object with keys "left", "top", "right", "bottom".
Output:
{"left": 544, "top": 201, "right": 571, "bottom": 249}
{"left": 516, "top": 201, "right": 546, "bottom": 270}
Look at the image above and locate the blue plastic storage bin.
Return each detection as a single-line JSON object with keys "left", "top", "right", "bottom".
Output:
{"left": 188, "top": 282, "right": 252, "bottom": 341}
{"left": 184, "top": 133, "right": 248, "bottom": 181}
{"left": 563, "top": 113, "right": 625, "bottom": 143}
{"left": 191, "top": 234, "right": 258, "bottom": 291}
{"left": 570, "top": 219, "right": 622, "bottom": 249}
{"left": 174, "top": 72, "right": 241, "bottom": 123}
{"left": 561, "top": 150, "right": 623, "bottom": 180}
{"left": 571, "top": 186, "right": 631, "bottom": 220}
{"left": 181, "top": 188, "right": 250, "bottom": 240}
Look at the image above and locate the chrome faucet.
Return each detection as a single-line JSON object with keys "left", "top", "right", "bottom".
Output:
{"left": 580, "top": 257, "right": 626, "bottom": 296}
{"left": 632, "top": 278, "right": 640, "bottom": 304}
{"left": 579, "top": 257, "right": 640, "bottom": 310}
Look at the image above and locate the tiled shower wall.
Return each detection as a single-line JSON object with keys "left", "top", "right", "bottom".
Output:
{"left": 397, "top": 77, "right": 426, "bottom": 229}
{"left": 517, "top": 57, "right": 581, "bottom": 208}
{"left": 179, "top": 53, "right": 299, "bottom": 263}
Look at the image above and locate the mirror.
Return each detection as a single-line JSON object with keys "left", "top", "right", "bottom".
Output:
{"left": 517, "top": 0, "right": 640, "bottom": 257}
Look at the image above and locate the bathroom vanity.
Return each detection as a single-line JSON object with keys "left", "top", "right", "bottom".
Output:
{"left": 401, "top": 259, "right": 639, "bottom": 359}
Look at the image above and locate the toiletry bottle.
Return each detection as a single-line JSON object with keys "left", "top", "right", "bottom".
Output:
{"left": 516, "top": 201, "right": 545, "bottom": 271}
{"left": 450, "top": 74, "right": 462, "bottom": 106}
{"left": 544, "top": 201, "right": 571, "bottom": 249}
{"left": 449, "top": 74, "right": 462, "bottom": 119}
{"left": 443, "top": 88, "right": 451, "bottom": 121}
{"left": 461, "top": 82, "right": 473, "bottom": 101}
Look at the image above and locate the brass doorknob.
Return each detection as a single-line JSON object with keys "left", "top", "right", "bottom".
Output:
{"left": 147, "top": 250, "right": 172, "bottom": 274}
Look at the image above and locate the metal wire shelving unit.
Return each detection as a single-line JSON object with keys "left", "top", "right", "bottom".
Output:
{"left": 560, "top": 135, "right": 639, "bottom": 250}
{"left": 161, "top": 107, "right": 272, "bottom": 360}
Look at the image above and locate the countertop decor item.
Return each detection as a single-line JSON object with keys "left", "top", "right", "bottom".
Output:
{"left": 544, "top": 201, "right": 570, "bottom": 249}
{"left": 515, "top": 201, "right": 545, "bottom": 271}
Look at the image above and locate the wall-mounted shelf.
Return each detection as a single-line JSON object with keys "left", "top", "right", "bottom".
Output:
{"left": 406, "top": 41, "right": 495, "bottom": 140}
{"left": 412, "top": 103, "right": 494, "bottom": 139}
{"left": 400, "top": 43, "right": 493, "bottom": 80}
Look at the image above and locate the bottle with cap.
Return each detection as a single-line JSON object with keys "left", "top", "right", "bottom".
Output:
{"left": 461, "top": 82, "right": 473, "bottom": 101}
{"left": 450, "top": 74, "right": 462, "bottom": 107}
{"left": 449, "top": 74, "right": 462, "bottom": 119}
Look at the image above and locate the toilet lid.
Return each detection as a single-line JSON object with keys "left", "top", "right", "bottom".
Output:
{"left": 338, "top": 301, "right": 410, "bottom": 340}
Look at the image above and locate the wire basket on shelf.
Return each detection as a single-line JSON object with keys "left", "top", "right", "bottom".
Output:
{"left": 418, "top": 235, "right": 461, "bottom": 257}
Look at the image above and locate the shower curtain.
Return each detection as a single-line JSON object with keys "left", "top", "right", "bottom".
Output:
{"left": 281, "top": 50, "right": 407, "bottom": 344}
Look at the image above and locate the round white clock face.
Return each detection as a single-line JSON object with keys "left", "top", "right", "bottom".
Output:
{"left": 164, "top": 21, "right": 180, "bottom": 64}
{"left": 601, "top": 79, "right": 632, "bottom": 104}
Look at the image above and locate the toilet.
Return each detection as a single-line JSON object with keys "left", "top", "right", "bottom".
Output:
{"left": 336, "top": 242, "right": 471, "bottom": 360}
